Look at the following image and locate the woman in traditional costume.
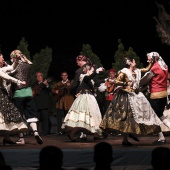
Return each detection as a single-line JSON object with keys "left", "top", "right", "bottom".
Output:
{"left": 62, "top": 64, "right": 104, "bottom": 141}
{"left": 100, "top": 57, "right": 162, "bottom": 146}
{"left": 0, "top": 53, "right": 27, "bottom": 145}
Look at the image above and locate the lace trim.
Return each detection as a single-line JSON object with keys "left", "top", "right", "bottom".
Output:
{"left": 128, "top": 92, "right": 162, "bottom": 126}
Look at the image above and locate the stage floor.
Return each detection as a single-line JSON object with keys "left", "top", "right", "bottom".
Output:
{"left": 1, "top": 133, "right": 170, "bottom": 149}
{"left": 0, "top": 133, "right": 170, "bottom": 170}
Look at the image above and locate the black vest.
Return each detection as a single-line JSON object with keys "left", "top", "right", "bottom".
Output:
{"left": 12, "top": 62, "right": 31, "bottom": 90}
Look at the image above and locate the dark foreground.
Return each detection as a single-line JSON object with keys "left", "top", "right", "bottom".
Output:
{"left": 0, "top": 133, "right": 170, "bottom": 170}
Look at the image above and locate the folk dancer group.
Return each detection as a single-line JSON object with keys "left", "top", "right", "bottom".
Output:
{"left": 0, "top": 50, "right": 169, "bottom": 146}
{"left": 62, "top": 52, "right": 170, "bottom": 146}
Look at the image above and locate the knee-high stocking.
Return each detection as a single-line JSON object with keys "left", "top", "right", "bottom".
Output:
{"left": 160, "top": 116, "right": 170, "bottom": 129}
{"left": 30, "top": 122, "right": 39, "bottom": 136}
{"left": 158, "top": 132, "right": 165, "bottom": 141}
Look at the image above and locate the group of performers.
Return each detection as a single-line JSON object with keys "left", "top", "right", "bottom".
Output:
{"left": 0, "top": 50, "right": 169, "bottom": 146}
{"left": 62, "top": 52, "right": 169, "bottom": 146}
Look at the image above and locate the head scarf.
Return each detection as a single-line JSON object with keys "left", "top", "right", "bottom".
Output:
{"left": 10, "top": 50, "right": 33, "bottom": 64}
{"left": 147, "top": 52, "right": 167, "bottom": 70}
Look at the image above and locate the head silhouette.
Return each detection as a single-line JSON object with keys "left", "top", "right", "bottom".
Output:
{"left": 94, "top": 142, "right": 113, "bottom": 169}
{"left": 0, "top": 151, "right": 13, "bottom": 170}
{"left": 151, "top": 147, "right": 170, "bottom": 170}
{"left": 0, "top": 151, "right": 6, "bottom": 166}
{"left": 39, "top": 146, "right": 64, "bottom": 169}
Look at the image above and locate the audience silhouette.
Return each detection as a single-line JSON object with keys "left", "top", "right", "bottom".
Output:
{"left": 93, "top": 142, "right": 113, "bottom": 170}
{"left": 37, "top": 145, "right": 65, "bottom": 170}
{"left": 0, "top": 151, "right": 13, "bottom": 170}
{"left": 151, "top": 147, "right": 170, "bottom": 170}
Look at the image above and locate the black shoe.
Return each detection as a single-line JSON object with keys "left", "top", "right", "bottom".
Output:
{"left": 33, "top": 130, "right": 43, "bottom": 144}
{"left": 152, "top": 139, "right": 166, "bottom": 145}
{"left": 129, "top": 133, "right": 140, "bottom": 142}
{"left": 34, "top": 135, "right": 43, "bottom": 144}
{"left": 3, "top": 138, "right": 16, "bottom": 145}
{"left": 122, "top": 141, "right": 133, "bottom": 146}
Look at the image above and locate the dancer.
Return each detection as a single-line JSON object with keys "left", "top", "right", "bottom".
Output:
{"left": 146, "top": 52, "right": 169, "bottom": 145}
{"left": 100, "top": 57, "right": 162, "bottom": 146}
{"left": 10, "top": 50, "right": 43, "bottom": 145}
{"left": 62, "top": 64, "right": 104, "bottom": 142}
{"left": 68, "top": 55, "right": 92, "bottom": 141}
{"left": 0, "top": 53, "right": 27, "bottom": 145}
{"left": 69, "top": 55, "right": 106, "bottom": 140}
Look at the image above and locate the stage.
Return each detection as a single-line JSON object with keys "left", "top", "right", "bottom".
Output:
{"left": 1, "top": 133, "right": 170, "bottom": 170}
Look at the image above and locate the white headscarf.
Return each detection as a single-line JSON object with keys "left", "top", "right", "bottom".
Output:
{"left": 147, "top": 52, "right": 167, "bottom": 70}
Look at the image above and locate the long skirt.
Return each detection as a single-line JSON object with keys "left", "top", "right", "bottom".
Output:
{"left": 62, "top": 93, "right": 102, "bottom": 134}
{"left": 0, "top": 88, "right": 27, "bottom": 134}
{"left": 100, "top": 90, "right": 162, "bottom": 135}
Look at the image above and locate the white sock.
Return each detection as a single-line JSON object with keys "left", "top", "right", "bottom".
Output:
{"left": 158, "top": 132, "right": 165, "bottom": 141}
{"left": 19, "top": 138, "right": 25, "bottom": 141}
{"left": 30, "top": 122, "right": 38, "bottom": 135}
{"left": 162, "top": 119, "right": 170, "bottom": 129}
{"left": 80, "top": 132, "right": 84, "bottom": 138}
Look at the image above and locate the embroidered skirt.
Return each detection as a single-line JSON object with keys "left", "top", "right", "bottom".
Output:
{"left": 100, "top": 90, "right": 161, "bottom": 135}
{"left": 0, "top": 88, "right": 28, "bottom": 134}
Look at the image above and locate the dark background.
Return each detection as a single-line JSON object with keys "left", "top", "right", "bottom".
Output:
{"left": 0, "top": 0, "right": 170, "bottom": 80}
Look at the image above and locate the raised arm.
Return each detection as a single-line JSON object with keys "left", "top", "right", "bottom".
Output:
{"left": 140, "top": 62, "right": 153, "bottom": 73}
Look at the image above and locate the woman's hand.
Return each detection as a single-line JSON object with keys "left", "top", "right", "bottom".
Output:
{"left": 96, "top": 67, "right": 105, "bottom": 73}
{"left": 17, "top": 80, "right": 26, "bottom": 85}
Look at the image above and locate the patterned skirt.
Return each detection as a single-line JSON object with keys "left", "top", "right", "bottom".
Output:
{"left": 160, "top": 109, "right": 170, "bottom": 132}
{"left": 0, "top": 88, "right": 28, "bottom": 134}
{"left": 62, "top": 93, "right": 102, "bottom": 134}
{"left": 100, "top": 90, "right": 161, "bottom": 135}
